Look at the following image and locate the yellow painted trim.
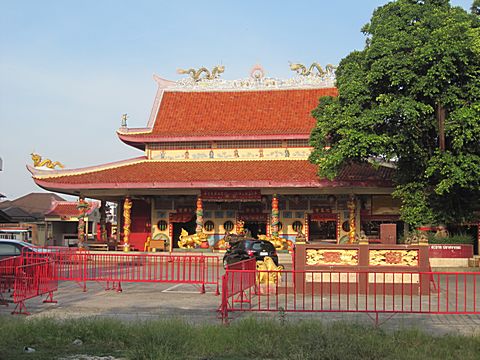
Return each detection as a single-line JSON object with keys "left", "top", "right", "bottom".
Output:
{"left": 117, "top": 129, "right": 153, "bottom": 135}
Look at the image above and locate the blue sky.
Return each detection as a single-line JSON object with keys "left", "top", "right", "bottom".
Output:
{"left": 0, "top": 0, "right": 474, "bottom": 199}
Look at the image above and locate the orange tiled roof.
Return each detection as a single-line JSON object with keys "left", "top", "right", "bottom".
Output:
{"left": 46, "top": 201, "right": 98, "bottom": 217}
{"left": 33, "top": 159, "right": 394, "bottom": 190}
{"left": 120, "top": 88, "right": 337, "bottom": 141}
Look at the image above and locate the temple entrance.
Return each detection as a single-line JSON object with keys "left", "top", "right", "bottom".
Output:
{"left": 309, "top": 219, "right": 337, "bottom": 243}
{"left": 244, "top": 221, "right": 267, "bottom": 239}
{"left": 172, "top": 216, "right": 196, "bottom": 249}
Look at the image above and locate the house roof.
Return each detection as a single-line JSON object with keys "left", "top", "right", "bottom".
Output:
{"left": 117, "top": 88, "right": 338, "bottom": 148}
{"left": 0, "top": 209, "right": 12, "bottom": 223}
{"left": 31, "top": 158, "right": 394, "bottom": 193}
{"left": 46, "top": 201, "right": 99, "bottom": 217}
{"left": 0, "top": 206, "right": 37, "bottom": 222}
{"left": 0, "top": 192, "right": 65, "bottom": 220}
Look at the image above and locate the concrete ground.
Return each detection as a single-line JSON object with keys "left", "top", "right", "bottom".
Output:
{"left": 1, "top": 252, "right": 479, "bottom": 336}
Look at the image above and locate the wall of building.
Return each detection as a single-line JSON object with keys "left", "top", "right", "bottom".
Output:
{"left": 147, "top": 194, "right": 400, "bottom": 247}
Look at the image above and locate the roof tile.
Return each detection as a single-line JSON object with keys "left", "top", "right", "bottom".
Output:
{"left": 35, "top": 160, "right": 393, "bottom": 189}
{"left": 147, "top": 88, "right": 338, "bottom": 137}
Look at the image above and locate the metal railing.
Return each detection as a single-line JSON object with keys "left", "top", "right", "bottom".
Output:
{"left": 0, "top": 247, "right": 223, "bottom": 315}
{"left": 22, "top": 249, "right": 221, "bottom": 294}
{"left": 220, "top": 269, "right": 480, "bottom": 324}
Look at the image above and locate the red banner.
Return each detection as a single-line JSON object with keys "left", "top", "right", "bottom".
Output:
{"left": 169, "top": 213, "right": 193, "bottom": 223}
{"left": 201, "top": 190, "right": 261, "bottom": 202}
{"left": 309, "top": 213, "right": 338, "bottom": 221}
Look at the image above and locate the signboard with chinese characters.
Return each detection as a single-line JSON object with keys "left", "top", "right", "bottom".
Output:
{"left": 201, "top": 190, "right": 262, "bottom": 202}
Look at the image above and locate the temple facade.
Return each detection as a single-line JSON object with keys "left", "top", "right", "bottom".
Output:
{"left": 29, "top": 66, "right": 405, "bottom": 251}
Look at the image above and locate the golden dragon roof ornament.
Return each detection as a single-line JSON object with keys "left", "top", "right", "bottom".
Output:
{"left": 31, "top": 153, "right": 64, "bottom": 169}
{"left": 176, "top": 65, "right": 225, "bottom": 82}
{"left": 289, "top": 62, "right": 336, "bottom": 77}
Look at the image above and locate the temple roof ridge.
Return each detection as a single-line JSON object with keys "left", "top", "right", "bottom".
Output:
{"left": 153, "top": 74, "right": 336, "bottom": 93}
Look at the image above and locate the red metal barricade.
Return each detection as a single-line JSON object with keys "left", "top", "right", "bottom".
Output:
{"left": 219, "top": 258, "right": 257, "bottom": 321}
{"left": 5, "top": 247, "right": 223, "bottom": 315}
{"left": 12, "top": 259, "right": 58, "bottom": 315}
{"left": 22, "top": 248, "right": 221, "bottom": 294}
{"left": 0, "top": 256, "right": 24, "bottom": 305}
{"left": 220, "top": 269, "right": 480, "bottom": 323}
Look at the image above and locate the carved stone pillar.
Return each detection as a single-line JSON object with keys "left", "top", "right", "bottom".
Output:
{"left": 196, "top": 196, "right": 204, "bottom": 233}
{"left": 271, "top": 194, "right": 279, "bottom": 237}
{"left": 123, "top": 197, "right": 132, "bottom": 252}
{"left": 347, "top": 194, "right": 356, "bottom": 244}
{"left": 77, "top": 196, "right": 89, "bottom": 249}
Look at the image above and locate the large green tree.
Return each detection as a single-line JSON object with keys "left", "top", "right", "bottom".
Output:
{"left": 309, "top": 0, "right": 480, "bottom": 227}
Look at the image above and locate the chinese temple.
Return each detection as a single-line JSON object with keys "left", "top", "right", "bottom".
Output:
{"left": 28, "top": 64, "right": 405, "bottom": 251}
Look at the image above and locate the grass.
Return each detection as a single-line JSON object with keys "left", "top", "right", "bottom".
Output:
{"left": 0, "top": 316, "right": 479, "bottom": 359}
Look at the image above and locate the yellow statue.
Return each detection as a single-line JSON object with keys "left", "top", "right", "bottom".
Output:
{"left": 258, "top": 234, "right": 287, "bottom": 250}
{"left": 178, "top": 228, "right": 208, "bottom": 249}
{"left": 289, "top": 62, "right": 336, "bottom": 77}
{"left": 177, "top": 65, "right": 225, "bottom": 82}
{"left": 256, "top": 256, "right": 284, "bottom": 285}
{"left": 144, "top": 236, "right": 151, "bottom": 252}
{"left": 31, "top": 153, "right": 64, "bottom": 169}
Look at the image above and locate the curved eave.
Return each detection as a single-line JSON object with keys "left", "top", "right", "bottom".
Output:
{"left": 30, "top": 159, "right": 395, "bottom": 198}
{"left": 27, "top": 157, "right": 147, "bottom": 178}
{"left": 33, "top": 178, "right": 393, "bottom": 191}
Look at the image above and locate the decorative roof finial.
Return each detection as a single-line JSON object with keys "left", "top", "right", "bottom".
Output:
{"left": 289, "top": 62, "right": 336, "bottom": 77}
{"left": 250, "top": 64, "right": 265, "bottom": 80}
{"left": 31, "top": 153, "right": 64, "bottom": 169}
{"left": 121, "top": 113, "right": 128, "bottom": 127}
{"left": 176, "top": 65, "right": 225, "bottom": 82}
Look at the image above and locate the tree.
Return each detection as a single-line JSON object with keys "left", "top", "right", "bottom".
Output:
{"left": 472, "top": 0, "right": 480, "bottom": 15}
{"left": 309, "top": 0, "right": 480, "bottom": 227}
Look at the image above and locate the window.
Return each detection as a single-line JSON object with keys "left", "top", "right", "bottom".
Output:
{"left": 0, "top": 243, "right": 20, "bottom": 256}
{"left": 157, "top": 220, "right": 168, "bottom": 231}
{"left": 223, "top": 221, "right": 234, "bottom": 232}
{"left": 204, "top": 221, "right": 215, "bottom": 232}
{"left": 292, "top": 221, "right": 303, "bottom": 232}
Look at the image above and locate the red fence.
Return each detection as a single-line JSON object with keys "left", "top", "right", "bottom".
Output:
{"left": 0, "top": 256, "right": 23, "bottom": 304}
{"left": 220, "top": 269, "right": 480, "bottom": 323}
{"left": 1, "top": 255, "right": 58, "bottom": 315}
{"left": 219, "top": 259, "right": 257, "bottom": 319}
{"left": 51, "top": 252, "right": 220, "bottom": 293}
{"left": 12, "top": 260, "right": 58, "bottom": 315}
{"left": 22, "top": 248, "right": 221, "bottom": 294}
{"left": 0, "top": 247, "right": 223, "bottom": 315}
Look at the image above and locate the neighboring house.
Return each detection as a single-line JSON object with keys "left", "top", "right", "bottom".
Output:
{"left": 0, "top": 209, "right": 11, "bottom": 223}
{"left": 0, "top": 192, "right": 64, "bottom": 220}
{"left": 45, "top": 200, "right": 100, "bottom": 246}
{"left": 0, "top": 192, "right": 65, "bottom": 245}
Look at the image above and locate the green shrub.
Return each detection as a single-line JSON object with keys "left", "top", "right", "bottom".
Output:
{"left": 428, "top": 232, "right": 474, "bottom": 245}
